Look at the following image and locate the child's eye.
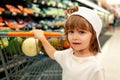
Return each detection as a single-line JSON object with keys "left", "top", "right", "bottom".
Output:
{"left": 68, "top": 30, "right": 74, "bottom": 33}
{"left": 79, "top": 31, "right": 85, "bottom": 34}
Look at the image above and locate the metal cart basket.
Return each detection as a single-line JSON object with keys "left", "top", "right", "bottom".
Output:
{"left": 0, "top": 32, "right": 62, "bottom": 80}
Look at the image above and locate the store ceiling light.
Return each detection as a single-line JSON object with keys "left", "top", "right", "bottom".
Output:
{"left": 77, "top": 0, "right": 110, "bottom": 14}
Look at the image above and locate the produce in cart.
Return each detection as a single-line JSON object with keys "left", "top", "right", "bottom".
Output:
{"left": 6, "top": 37, "right": 23, "bottom": 55}
{"left": 22, "top": 37, "right": 41, "bottom": 56}
{"left": 41, "top": 37, "right": 63, "bottom": 56}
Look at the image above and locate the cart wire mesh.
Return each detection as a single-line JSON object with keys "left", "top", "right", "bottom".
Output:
{"left": 0, "top": 32, "right": 62, "bottom": 80}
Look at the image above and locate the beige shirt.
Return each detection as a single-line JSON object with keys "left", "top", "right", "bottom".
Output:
{"left": 54, "top": 48, "right": 105, "bottom": 80}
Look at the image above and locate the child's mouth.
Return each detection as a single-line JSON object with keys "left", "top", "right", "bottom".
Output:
{"left": 72, "top": 42, "right": 81, "bottom": 45}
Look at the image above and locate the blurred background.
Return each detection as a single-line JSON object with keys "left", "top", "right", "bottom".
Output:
{"left": 0, "top": 0, "right": 120, "bottom": 80}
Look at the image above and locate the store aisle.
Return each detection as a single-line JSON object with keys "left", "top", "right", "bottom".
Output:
{"left": 98, "top": 29, "right": 120, "bottom": 80}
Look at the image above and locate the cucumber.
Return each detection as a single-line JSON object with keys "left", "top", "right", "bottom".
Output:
{"left": 6, "top": 37, "right": 23, "bottom": 56}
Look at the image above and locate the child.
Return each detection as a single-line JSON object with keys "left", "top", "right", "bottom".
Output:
{"left": 34, "top": 6, "right": 105, "bottom": 80}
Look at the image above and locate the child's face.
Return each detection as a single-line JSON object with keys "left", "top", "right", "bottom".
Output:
{"left": 68, "top": 29, "right": 92, "bottom": 52}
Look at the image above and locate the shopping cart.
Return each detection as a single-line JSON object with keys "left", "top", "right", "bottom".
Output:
{"left": 0, "top": 31, "right": 62, "bottom": 80}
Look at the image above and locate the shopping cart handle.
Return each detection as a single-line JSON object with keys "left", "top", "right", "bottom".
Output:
{"left": 0, "top": 32, "right": 61, "bottom": 37}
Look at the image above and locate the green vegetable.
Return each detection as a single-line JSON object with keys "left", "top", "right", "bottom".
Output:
{"left": 6, "top": 37, "right": 23, "bottom": 56}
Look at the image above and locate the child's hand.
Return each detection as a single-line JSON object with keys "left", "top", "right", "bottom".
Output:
{"left": 33, "top": 29, "right": 46, "bottom": 41}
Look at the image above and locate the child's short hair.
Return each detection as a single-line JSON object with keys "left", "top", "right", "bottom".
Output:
{"left": 64, "top": 6, "right": 102, "bottom": 55}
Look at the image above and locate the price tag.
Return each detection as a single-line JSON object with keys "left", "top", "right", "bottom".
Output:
{"left": 35, "top": 13, "right": 39, "bottom": 17}
{"left": 23, "top": 13, "right": 27, "bottom": 16}
{"left": 41, "top": 1, "right": 45, "bottom": 4}
{"left": 12, "top": 12, "right": 17, "bottom": 16}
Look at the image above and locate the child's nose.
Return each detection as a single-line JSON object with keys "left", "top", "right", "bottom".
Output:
{"left": 73, "top": 33, "right": 78, "bottom": 39}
